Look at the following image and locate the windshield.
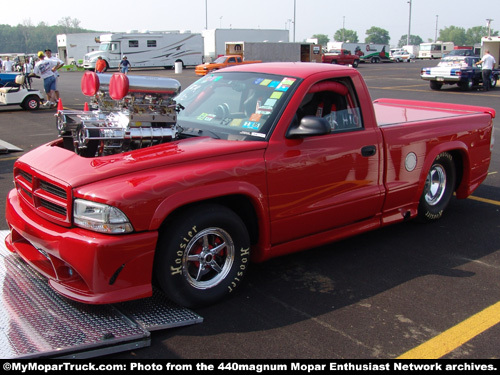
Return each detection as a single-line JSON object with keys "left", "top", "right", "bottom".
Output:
{"left": 99, "top": 43, "right": 111, "bottom": 51}
{"left": 175, "top": 71, "right": 300, "bottom": 141}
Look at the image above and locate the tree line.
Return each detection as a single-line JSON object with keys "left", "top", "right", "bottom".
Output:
{"left": 0, "top": 18, "right": 100, "bottom": 54}
{"left": 313, "top": 25, "right": 498, "bottom": 47}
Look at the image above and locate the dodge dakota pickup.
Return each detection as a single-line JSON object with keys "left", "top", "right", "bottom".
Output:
{"left": 195, "top": 55, "right": 261, "bottom": 76}
{"left": 5, "top": 63, "right": 495, "bottom": 308}
{"left": 322, "top": 49, "right": 360, "bottom": 67}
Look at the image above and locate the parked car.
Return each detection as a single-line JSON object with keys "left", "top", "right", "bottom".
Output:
{"left": 421, "top": 55, "right": 500, "bottom": 91}
{"left": 391, "top": 51, "right": 415, "bottom": 62}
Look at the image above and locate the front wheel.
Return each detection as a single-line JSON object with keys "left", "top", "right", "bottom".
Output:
{"left": 155, "top": 204, "right": 251, "bottom": 308}
{"left": 418, "top": 152, "right": 456, "bottom": 222}
{"left": 352, "top": 60, "right": 359, "bottom": 68}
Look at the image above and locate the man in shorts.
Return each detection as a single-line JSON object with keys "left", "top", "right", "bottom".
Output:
{"left": 33, "top": 51, "right": 58, "bottom": 107}
{"left": 44, "top": 49, "right": 64, "bottom": 101}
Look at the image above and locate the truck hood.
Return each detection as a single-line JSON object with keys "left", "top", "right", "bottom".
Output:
{"left": 17, "top": 137, "right": 267, "bottom": 188}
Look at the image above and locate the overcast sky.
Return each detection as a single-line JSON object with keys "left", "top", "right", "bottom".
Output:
{"left": 1, "top": 0, "right": 498, "bottom": 45}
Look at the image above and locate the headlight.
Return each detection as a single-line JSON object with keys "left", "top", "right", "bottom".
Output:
{"left": 73, "top": 199, "right": 134, "bottom": 234}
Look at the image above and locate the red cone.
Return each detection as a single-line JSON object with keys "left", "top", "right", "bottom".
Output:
{"left": 57, "top": 99, "right": 63, "bottom": 111}
{"left": 84, "top": 102, "right": 89, "bottom": 111}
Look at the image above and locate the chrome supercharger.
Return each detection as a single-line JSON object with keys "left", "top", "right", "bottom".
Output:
{"left": 56, "top": 72, "right": 181, "bottom": 157}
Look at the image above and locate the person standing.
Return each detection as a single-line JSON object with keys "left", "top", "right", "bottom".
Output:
{"left": 95, "top": 56, "right": 107, "bottom": 73}
{"left": 44, "top": 49, "right": 64, "bottom": 100}
{"left": 3, "top": 56, "right": 15, "bottom": 72}
{"left": 33, "top": 51, "right": 58, "bottom": 108}
{"left": 23, "top": 59, "right": 32, "bottom": 88}
{"left": 119, "top": 56, "right": 131, "bottom": 74}
{"left": 477, "top": 50, "right": 496, "bottom": 91}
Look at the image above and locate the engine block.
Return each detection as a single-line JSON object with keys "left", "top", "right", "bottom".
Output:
{"left": 57, "top": 72, "right": 181, "bottom": 157}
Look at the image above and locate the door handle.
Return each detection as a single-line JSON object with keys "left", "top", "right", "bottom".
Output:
{"left": 361, "top": 145, "right": 377, "bottom": 157}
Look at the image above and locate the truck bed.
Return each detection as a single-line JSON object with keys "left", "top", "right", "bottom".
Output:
{"left": 373, "top": 98, "right": 496, "bottom": 126}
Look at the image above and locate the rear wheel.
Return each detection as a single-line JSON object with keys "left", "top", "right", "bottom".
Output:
{"left": 418, "top": 152, "right": 456, "bottom": 222}
{"left": 21, "top": 95, "right": 40, "bottom": 110}
{"left": 430, "top": 81, "right": 442, "bottom": 90}
{"left": 458, "top": 78, "right": 473, "bottom": 91}
{"left": 154, "top": 204, "right": 251, "bottom": 307}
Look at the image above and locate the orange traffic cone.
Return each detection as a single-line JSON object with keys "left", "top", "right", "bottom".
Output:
{"left": 57, "top": 99, "right": 63, "bottom": 111}
{"left": 84, "top": 102, "right": 89, "bottom": 111}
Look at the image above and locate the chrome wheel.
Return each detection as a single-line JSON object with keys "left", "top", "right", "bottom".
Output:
{"left": 183, "top": 227, "right": 235, "bottom": 290}
{"left": 424, "top": 164, "right": 446, "bottom": 206}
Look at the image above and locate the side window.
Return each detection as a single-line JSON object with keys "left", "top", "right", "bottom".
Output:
{"left": 297, "top": 79, "right": 363, "bottom": 132}
{"left": 129, "top": 40, "right": 139, "bottom": 48}
{"left": 147, "top": 40, "right": 157, "bottom": 48}
{"left": 228, "top": 57, "right": 236, "bottom": 63}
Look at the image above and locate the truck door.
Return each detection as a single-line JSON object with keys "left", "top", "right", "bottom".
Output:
{"left": 108, "top": 42, "right": 121, "bottom": 68}
{"left": 266, "top": 79, "right": 385, "bottom": 245}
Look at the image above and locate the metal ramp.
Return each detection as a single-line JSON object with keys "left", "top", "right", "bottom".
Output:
{"left": 0, "top": 230, "right": 203, "bottom": 359}
{"left": 0, "top": 139, "right": 22, "bottom": 154}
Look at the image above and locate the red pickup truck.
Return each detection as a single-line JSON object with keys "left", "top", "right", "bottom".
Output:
{"left": 5, "top": 63, "right": 495, "bottom": 308}
{"left": 322, "top": 49, "right": 360, "bottom": 67}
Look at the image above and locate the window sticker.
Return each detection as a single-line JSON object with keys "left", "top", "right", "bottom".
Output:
{"left": 197, "top": 113, "right": 209, "bottom": 120}
{"left": 259, "top": 79, "right": 272, "bottom": 86}
{"left": 254, "top": 78, "right": 264, "bottom": 85}
{"left": 268, "top": 81, "right": 280, "bottom": 88}
{"left": 249, "top": 113, "right": 262, "bottom": 122}
{"left": 270, "top": 91, "right": 283, "bottom": 99}
{"left": 242, "top": 121, "right": 261, "bottom": 130}
{"left": 240, "top": 131, "right": 266, "bottom": 138}
{"left": 230, "top": 119, "right": 243, "bottom": 126}
{"left": 264, "top": 98, "right": 277, "bottom": 107}
{"left": 276, "top": 77, "right": 296, "bottom": 91}
{"left": 256, "top": 106, "right": 273, "bottom": 115}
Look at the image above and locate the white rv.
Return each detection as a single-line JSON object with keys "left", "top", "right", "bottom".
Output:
{"left": 83, "top": 31, "right": 203, "bottom": 70}
{"left": 418, "top": 42, "right": 454, "bottom": 59}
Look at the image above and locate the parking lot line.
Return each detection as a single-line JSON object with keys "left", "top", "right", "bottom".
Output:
{"left": 397, "top": 301, "right": 500, "bottom": 359}
{"left": 468, "top": 195, "right": 500, "bottom": 206}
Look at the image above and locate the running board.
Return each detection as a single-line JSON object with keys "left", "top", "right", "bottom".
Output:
{"left": 0, "top": 230, "right": 203, "bottom": 359}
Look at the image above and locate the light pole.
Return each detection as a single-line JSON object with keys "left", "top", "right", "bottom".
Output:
{"left": 486, "top": 19, "right": 494, "bottom": 37}
{"left": 435, "top": 15, "right": 439, "bottom": 42}
{"left": 293, "top": 0, "right": 296, "bottom": 42}
{"left": 407, "top": 0, "right": 412, "bottom": 46}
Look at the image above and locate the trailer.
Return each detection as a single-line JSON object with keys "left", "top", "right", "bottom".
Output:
{"left": 202, "top": 28, "right": 289, "bottom": 62}
{"left": 83, "top": 31, "right": 203, "bottom": 70}
{"left": 225, "top": 41, "right": 322, "bottom": 63}
{"left": 0, "top": 230, "right": 202, "bottom": 358}
{"left": 481, "top": 36, "right": 500, "bottom": 65}
{"left": 57, "top": 33, "right": 101, "bottom": 65}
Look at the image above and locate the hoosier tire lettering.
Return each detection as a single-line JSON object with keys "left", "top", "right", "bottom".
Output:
{"left": 155, "top": 203, "right": 251, "bottom": 308}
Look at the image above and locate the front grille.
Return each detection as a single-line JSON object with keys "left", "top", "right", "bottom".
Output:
{"left": 14, "top": 167, "right": 71, "bottom": 225}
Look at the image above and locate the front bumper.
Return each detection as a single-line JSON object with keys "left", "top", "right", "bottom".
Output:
{"left": 5, "top": 189, "right": 158, "bottom": 304}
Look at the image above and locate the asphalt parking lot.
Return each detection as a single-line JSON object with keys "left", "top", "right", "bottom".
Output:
{"left": 0, "top": 60, "right": 499, "bottom": 359}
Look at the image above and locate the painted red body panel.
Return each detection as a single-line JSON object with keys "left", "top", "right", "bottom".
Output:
{"left": 5, "top": 63, "right": 494, "bottom": 304}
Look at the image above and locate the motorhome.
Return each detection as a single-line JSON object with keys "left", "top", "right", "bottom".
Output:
{"left": 83, "top": 31, "right": 203, "bottom": 70}
{"left": 418, "top": 42, "right": 454, "bottom": 59}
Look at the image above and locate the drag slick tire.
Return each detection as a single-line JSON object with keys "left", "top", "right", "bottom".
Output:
{"left": 155, "top": 203, "right": 251, "bottom": 308}
{"left": 418, "top": 152, "right": 456, "bottom": 222}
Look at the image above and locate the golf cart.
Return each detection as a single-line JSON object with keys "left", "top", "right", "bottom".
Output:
{"left": 0, "top": 74, "right": 45, "bottom": 110}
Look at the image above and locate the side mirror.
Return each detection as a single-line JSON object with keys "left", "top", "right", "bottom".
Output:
{"left": 286, "top": 116, "right": 332, "bottom": 138}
